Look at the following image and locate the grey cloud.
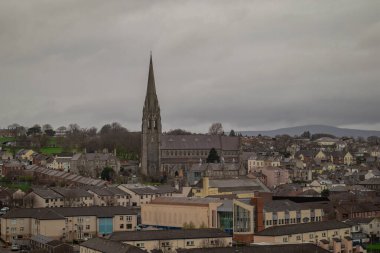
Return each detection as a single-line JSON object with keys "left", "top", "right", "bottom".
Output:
{"left": 0, "top": 0, "right": 380, "bottom": 132}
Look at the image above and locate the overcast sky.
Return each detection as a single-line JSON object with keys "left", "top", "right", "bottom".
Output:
{"left": 0, "top": 0, "right": 379, "bottom": 132}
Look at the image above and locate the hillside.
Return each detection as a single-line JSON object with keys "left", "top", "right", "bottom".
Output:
{"left": 239, "top": 125, "right": 380, "bottom": 138}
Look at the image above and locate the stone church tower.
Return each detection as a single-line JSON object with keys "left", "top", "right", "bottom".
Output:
{"left": 141, "top": 55, "right": 162, "bottom": 179}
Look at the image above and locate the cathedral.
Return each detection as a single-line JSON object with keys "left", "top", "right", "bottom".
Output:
{"left": 141, "top": 55, "right": 242, "bottom": 180}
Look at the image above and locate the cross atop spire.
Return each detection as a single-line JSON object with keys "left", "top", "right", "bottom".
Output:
{"left": 144, "top": 53, "right": 160, "bottom": 113}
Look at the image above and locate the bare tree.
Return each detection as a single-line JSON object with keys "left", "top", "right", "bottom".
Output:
{"left": 208, "top": 123, "right": 224, "bottom": 135}
{"left": 68, "top": 123, "right": 80, "bottom": 133}
{"left": 42, "top": 124, "right": 53, "bottom": 133}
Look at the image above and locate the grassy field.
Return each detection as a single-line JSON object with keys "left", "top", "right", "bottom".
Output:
{"left": 0, "top": 137, "right": 15, "bottom": 143}
{"left": 0, "top": 182, "right": 31, "bottom": 192}
{"left": 40, "top": 146, "right": 64, "bottom": 155}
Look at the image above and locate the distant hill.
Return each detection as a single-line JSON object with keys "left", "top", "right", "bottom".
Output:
{"left": 239, "top": 125, "right": 380, "bottom": 138}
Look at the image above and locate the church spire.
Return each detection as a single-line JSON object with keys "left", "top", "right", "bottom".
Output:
{"left": 141, "top": 53, "right": 162, "bottom": 179}
{"left": 144, "top": 54, "right": 160, "bottom": 112}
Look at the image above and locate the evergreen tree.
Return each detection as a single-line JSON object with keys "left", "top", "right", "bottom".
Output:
{"left": 206, "top": 148, "right": 220, "bottom": 163}
{"left": 101, "top": 167, "right": 115, "bottom": 181}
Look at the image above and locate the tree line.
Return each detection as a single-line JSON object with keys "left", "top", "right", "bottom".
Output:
{"left": 5, "top": 122, "right": 141, "bottom": 160}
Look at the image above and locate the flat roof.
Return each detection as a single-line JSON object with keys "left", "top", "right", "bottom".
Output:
{"left": 108, "top": 228, "right": 231, "bottom": 241}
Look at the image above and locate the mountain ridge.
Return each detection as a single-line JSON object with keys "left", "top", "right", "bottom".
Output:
{"left": 239, "top": 124, "right": 380, "bottom": 138}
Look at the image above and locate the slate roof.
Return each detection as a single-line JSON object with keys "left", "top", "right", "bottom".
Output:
{"left": 107, "top": 187, "right": 130, "bottom": 196}
{"left": 359, "top": 177, "right": 380, "bottom": 185}
{"left": 176, "top": 244, "right": 330, "bottom": 253}
{"left": 150, "top": 197, "right": 221, "bottom": 206}
{"left": 336, "top": 202, "right": 380, "bottom": 213}
{"left": 2, "top": 208, "right": 65, "bottom": 220}
{"left": 2, "top": 206, "right": 136, "bottom": 219}
{"left": 81, "top": 237, "right": 144, "bottom": 253}
{"left": 32, "top": 188, "right": 63, "bottom": 199}
{"left": 160, "top": 135, "right": 240, "bottom": 150}
{"left": 108, "top": 229, "right": 230, "bottom": 241}
{"left": 295, "top": 150, "right": 316, "bottom": 158}
{"left": 263, "top": 200, "right": 306, "bottom": 212}
{"left": 344, "top": 218, "right": 375, "bottom": 226}
{"left": 121, "top": 184, "right": 178, "bottom": 195}
{"left": 31, "top": 165, "right": 107, "bottom": 186}
{"left": 85, "top": 186, "right": 115, "bottom": 196}
{"left": 255, "top": 221, "right": 350, "bottom": 236}
{"left": 52, "top": 187, "right": 93, "bottom": 198}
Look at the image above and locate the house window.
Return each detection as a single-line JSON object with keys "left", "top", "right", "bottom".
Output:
{"left": 309, "top": 234, "right": 314, "bottom": 239}
{"left": 120, "top": 216, "right": 124, "bottom": 221}
{"left": 296, "top": 235, "right": 301, "bottom": 240}
{"left": 322, "top": 232, "right": 326, "bottom": 237}
{"left": 136, "top": 243, "right": 144, "bottom": 248}
{"left": 283, "top": 237, "right": 288, "bottom": 242}
{"left": 161, "top": 242, "right": 170, "bottom": 247}
{"left": 186, "top": 241, "right": 194, "bottom": 246}
{"left": 120, "top": 224, "right": 124, "bottom": 229}
{"left": 86, "top": 225, "right": 90, "bottom": 230}
{"left": 127, "top": 224, "right": 132, "bottom": 229}
{"left": 126, "top": 216, "right": 132, "bottom": 221}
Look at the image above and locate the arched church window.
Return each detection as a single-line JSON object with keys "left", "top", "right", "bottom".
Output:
{"left": 154, "top": 120, "right": 158, "bottom": 129}
{"left": 147, "top": 120, "right": 151, "bottom": 129}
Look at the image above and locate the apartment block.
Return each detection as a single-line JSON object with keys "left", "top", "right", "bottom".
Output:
{"left": 0, "top": 206, "right": 137, "bottom": 243}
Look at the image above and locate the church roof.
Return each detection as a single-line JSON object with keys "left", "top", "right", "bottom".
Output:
{"left": 160, "top": 134, "right": 240, "bottom": 150}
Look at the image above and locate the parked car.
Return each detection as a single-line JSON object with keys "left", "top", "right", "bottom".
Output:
{"left": 11, "top": 244, "right": 20, "bottom": 251}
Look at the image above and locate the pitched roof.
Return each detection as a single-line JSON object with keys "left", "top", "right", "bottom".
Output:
{"left": 255, "top": 221, "right": 350, "bottom": 236}
{"left": 149, "top": 197, "right": 221, "bottom": 206}
{"left": 32, "top": 188, "right": 63, "bottom": 199}
{"left": 52, "top": 187, "right": 93, "bottom": 198}
{"left": 2, "top": 208, "right": 65, "bottom": 220}
{"left": 85, "top": 186, "right": 115, "bottom": 196}
{"left": 120, "top": 184, "right": 178, "bottom": 195}
{"left": 2, "top": 206, "right": 136, "bottom": 219}
{"left": 160, "top": 135, "right": 240, "bottom": 151}
{"left": 176, "top": 244, "right": 330, "bottom": 253}
{"left": 108, "top": 229, "right": 230, "bottom": 241}
{"left": 107, "top": 187, "right": 129, "bottom": 196}
{"left": 343, "top": 218, "right": 376, "bottom": 226}
{"left": 263, "top": 200, "right": 308, "bottom": 212}
{"left": 81, "top": 237, "right": 144, "bottom": 253}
